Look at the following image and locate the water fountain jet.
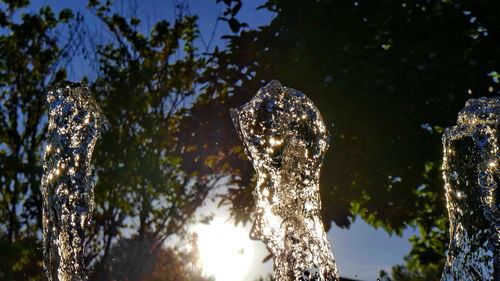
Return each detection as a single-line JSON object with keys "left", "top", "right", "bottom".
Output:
{"left": 441, "top": 97, "right": 499, "bottom": 281}
{"left": 231, "top": 80, "right": 339, "bottom": 281}
{"left": 41, "top": 81, "right": 106, "bottom": 281}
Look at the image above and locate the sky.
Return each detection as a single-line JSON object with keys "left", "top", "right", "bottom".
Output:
{"left": 23, "top": 1, "right": 418, "bottom": 280}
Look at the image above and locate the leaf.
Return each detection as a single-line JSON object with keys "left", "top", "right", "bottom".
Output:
{"left": 228, "top": 18, "right": 240, "bottom": 33}
{"left": 58, "top": 9, "right": 73, "bottom": 22}
{"left": 232, "top": 2, "right": 242, "bottom": 16}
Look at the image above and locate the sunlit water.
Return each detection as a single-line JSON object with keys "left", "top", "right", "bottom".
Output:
{"left": 231, "top": 80, "right": 339, "bottom": 281}
{"left": 41, "top": 81, "right": 106, "bottom": 281}
{"left": 441, "top": 97, "right": 499, "bottom": 280}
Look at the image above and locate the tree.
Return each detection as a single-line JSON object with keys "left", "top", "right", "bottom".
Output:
{"left": 182, "top": 0, "right": 500, "bottom": 277}
{"left": 3, "top": 0, "right": 499, "bottom": 279}
{"left": 0, "top": 0, "right": 226, "bottom": 279}
{"left": 91, "top": 232, "right": 213, "bottom": 281}
{"left": 79, "top": 1, "right": 227, "bottom": 277}
{"left": 0, "top": 1, "right": 79, "bottom": 279}
{"left": 379, "top": 262, "right": 441, "bottom": 281}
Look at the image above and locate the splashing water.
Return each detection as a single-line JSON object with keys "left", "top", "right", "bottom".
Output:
{"left": 231, "top": 80, "right": 339, "bottom": 281}
{"left": 441, "top": 97, "right": 499, "bottom": 281}
{"left": 42, "top": 81, "right": 106, "bottom": 281}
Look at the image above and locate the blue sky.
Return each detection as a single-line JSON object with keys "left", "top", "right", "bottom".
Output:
{"left": 22, "top": 1, "right": 418, "bottom": 280}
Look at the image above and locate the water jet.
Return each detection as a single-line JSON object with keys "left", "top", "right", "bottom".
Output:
{"left": 41, "top": 81, "right": 106, "bottom": 281}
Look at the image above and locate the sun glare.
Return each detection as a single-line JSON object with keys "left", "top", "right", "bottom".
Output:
{"left": 193, "top": 218, "right": 255, "bottom": 281}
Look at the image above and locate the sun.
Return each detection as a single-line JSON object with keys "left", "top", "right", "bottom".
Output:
{"left": 193, "top": 217, "right": 255, "bottom": 281}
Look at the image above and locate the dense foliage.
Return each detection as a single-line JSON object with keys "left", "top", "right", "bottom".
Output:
{"left": 0, "top": 0, "right": 78, "bottom": 279}
{"left": 86, "top": 2, "right": 223, "bottom": 277}
{"left": 185, "top": 0, "right": 500, "bottom": 278}
{"left": 0, "top": 0, "right": 217, "bottom": 280}
{"left": 1, "top": 0, "right": 499, "bottom": 280}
